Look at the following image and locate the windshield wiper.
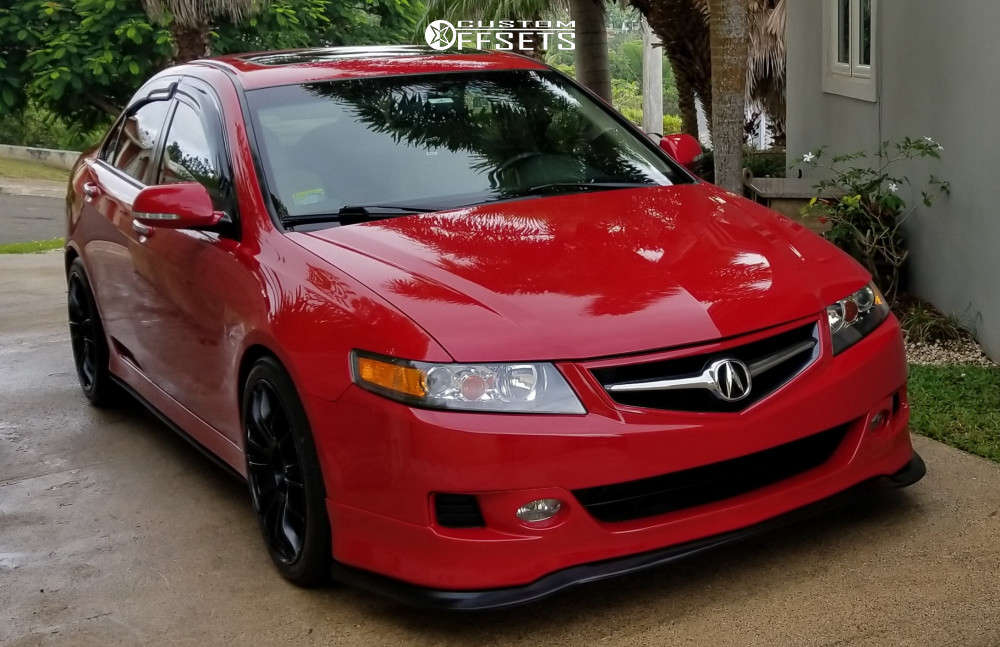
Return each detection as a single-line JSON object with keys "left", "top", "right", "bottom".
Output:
{"left": 517, "top": 181, "right": 658, "bottom": 196}
{"left": 283, "top": 204, "right": 437, "bottom": 226}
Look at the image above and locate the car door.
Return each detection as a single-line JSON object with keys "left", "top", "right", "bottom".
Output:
{"left": 77, "top": 83, "right": 175, "bottom": 361}
{"left": 124, "top": 80, "right": 248, "bottom": 443}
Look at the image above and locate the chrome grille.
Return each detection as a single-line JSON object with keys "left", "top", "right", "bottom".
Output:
{"left": 592, "top": 323, "right": 819, "bottom": 412}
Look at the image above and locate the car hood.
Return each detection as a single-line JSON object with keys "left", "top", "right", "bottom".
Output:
{"left": 293, "top": 184, "right": 869, "bottom": 362}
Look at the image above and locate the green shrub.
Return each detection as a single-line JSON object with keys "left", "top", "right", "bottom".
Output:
{"left": 611, "top": 78, "right": 642, "bottom": 123}
{"left": 662, "top": 114, "right": 682, "bottom": 134}
{"left": 799, "top": 137, "right": 950, "bottom": 303}
{"left": 692, "top": 148, "right": 787, "bottom": 183}
{"left": 896, "top": 296, "right": 969, "bottom": 344}
{"left": 0, "top": 102, "right": 106, "bottom": 151}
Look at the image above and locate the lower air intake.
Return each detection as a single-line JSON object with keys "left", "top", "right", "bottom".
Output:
{"left": 572, "top": 423, "right": 850, "bottom": 523}
{"left": 434, "top": 493, "right": 485, "bottom": 528}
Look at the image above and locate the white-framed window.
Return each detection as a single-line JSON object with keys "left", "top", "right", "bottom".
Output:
{"left": 823, "top": 0, "right": 877, "bottom": 102}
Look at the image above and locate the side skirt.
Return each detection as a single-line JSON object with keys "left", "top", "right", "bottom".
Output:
{"left": 112, "top": 376, "right": 246, "bottom": 483}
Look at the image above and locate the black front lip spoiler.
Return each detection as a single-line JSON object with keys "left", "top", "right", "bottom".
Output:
{"left": 330, "top": 452, "right": 926, "bottom": 611}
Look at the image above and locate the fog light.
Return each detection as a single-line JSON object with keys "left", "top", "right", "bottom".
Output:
{"left": 869, "top": 410, "right": 890, "bottom": 430}
{"left": 516, "top": 498, "right": 562, "bottom": 523}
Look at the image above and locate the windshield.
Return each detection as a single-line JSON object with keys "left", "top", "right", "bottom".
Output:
{"left": 246, "top": 70, "right": 691, "bottom": 220}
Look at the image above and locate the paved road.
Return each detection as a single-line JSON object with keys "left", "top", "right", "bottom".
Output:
{"left": 0, "top": 193, "right": 64, "bottom": 244}
{"left": 2, "top": 252, "right": 999, "bottom": 646}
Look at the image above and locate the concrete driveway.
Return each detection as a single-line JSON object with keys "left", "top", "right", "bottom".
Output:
{"left": 1, "top": 252, "right": 999, "bottom": 647}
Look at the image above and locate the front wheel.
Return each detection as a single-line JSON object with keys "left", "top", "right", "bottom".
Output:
{"left": 243, "top": 357, "right": 331, "bottom": 587}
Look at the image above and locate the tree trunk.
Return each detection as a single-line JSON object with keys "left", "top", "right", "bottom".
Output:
{"left": 171, "top": 21, "right": 210, "bottom": 63}
{"left": 641, "top": 18, "right": 663, "bottom": 134}
{"left": 708, "top": 0, "right": 748, "bottom": 193}
{"left": 672, "top": 56, "right": 699, "bottom": 136}
{"left": 570, "top": 0, "right": 611, "bottom": 102}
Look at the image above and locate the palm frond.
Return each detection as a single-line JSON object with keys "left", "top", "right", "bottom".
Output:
{"left": 420, "top": 0, "right": 567, "bottom": 29}
{"left": 143, "top": 0, "right": 264, "bottom": 28}
{"left": 746, "top": 0, "right": 785, "bottom": 129}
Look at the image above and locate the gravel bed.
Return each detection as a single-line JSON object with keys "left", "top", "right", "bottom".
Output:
{"left": 906, "top": 338, "right": 996, "bottom": 366}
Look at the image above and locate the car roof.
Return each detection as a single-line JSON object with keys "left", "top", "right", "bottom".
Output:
{"left": 201, "top": 45, "right": 549, "bottom": 90}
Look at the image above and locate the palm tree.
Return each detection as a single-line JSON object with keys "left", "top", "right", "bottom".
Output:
{"left": 631, "top": 0, "right": 784, "bottom": 140}
{"left": 422, "top": 0, "right": 612, "bottom": 101}
{"left": 570, "top": 0, "right": 611, "bottom": 101}
{"left": 707, "top": 0, "right": 748, "bottom": 192}
{"left": 142, "top": 0, "right": 263, "bottom": 62}
{"left": 629, "top": 0, "right": 710, "bottom": 138}
{"left": 747, "top": 0, "right": 785, "bottom": 141}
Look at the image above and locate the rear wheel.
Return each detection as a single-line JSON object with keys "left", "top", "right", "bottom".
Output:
{"left": 243, "top": 357, "right": 331, "bottom": 586}
{"left": 67, "top": 259, "right": 121, "bottom": 407}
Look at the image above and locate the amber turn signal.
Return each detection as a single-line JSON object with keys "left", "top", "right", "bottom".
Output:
{"left": 356, "top": 356, "right": 427, "bottom": 397}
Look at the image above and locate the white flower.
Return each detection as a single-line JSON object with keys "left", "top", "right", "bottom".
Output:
{"left": 802, "top": 152, "right": 816, "bottom": 163}
{"left": 888, "top": 182, "right": 899, "bottom": 193}
{"left": 923, "top": 136, "right": 943, "bottom": 150}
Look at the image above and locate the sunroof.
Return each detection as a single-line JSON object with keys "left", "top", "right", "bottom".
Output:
{"left": 240, "top": 45, "right": 447, "bottom": 66}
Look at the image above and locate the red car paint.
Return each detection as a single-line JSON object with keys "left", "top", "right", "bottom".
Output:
{"left": 67, "top": 47, "right": 917, "bottom": 595}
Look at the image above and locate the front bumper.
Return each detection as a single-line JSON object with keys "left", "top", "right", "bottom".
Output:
{"left": 330, "top": 452, "right": 925, "bottom": 610}
{"left": 307, "top": 314, "right": 916, "bottom": 595}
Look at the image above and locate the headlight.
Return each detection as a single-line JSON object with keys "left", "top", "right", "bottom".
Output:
{"left": 826, "top": 282, "right": 890, "bottom": 354}
{"left": 350, "top": 351, "right": 586, "bottom": 414}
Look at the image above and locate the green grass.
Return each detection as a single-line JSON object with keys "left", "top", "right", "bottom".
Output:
{"left": 0, "top": 238, "right": 65, "bottom": 254}
{"left": 0, "top": 157, "right": 71, "bottom": 182}
{"left": 909, "top": 363, "right": 1000, "bottom": 463}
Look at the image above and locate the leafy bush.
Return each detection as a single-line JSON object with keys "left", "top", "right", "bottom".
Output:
{"left": 611, "top": 78, "right": 642, "bottom": 120}
{"left": 0, "top": 0, "right": 174, "bottom": 128}
{"left": 0, "top": 101, "right": 106, "bottom": 150}
{"left": 896, "top": 296, "right": 970, "bottom": 344}
{"left": 662, "top": 114, "right": 682, "bottom": 134}
{"left": 0, "top": 0, "right": 423, "bottom": 131}
{"left": 799, "top": 137, "right": 950, "bottom": 303}
{"left": 692, "top": 148, "right": 786, "bottom": 183}
{"left": 601, "top": 77, "right": 682, "bottom": 133}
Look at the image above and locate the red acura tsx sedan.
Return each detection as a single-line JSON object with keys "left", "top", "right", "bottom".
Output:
{"left": 65, "top": 45, "right": 924, "bottom": 609}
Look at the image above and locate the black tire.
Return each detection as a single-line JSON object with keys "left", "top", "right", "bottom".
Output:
{"left": 67, "top": 258, "right": 122, "bottom": 407}
{"left": 243, "top": 356, "right": 331, "bottom": 587}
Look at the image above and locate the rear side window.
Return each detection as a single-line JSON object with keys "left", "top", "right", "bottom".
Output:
{"left": 157, "top": 102, "right": 225, "bottom": 209}
{"left": 107, "top": 100, "right": 171, "bottom": 183}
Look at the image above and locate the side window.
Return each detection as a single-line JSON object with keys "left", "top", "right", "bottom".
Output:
{"left": 158, "top": 101, "right": 226, "bottom": 209}
{"left": 823, "top": 0, "right": 877, "bottom": 101}
{"left": 109, "top": 100, "right": 172, "bottom": 182}
{"left": 100, "top": 119, "right": 125, "bottom": 163}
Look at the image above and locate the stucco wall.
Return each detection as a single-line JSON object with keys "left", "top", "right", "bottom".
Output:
{"left": 785, "top": 0, "right": 879, "bottom": 165}
{"left": 786, "top": 0, "right": 1000, "bottom": 360}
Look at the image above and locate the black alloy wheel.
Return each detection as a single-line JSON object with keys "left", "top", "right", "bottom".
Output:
{"left": 68, "top": 273, "right": 98, "bottom": 390}
{"left": 67, "top": 259, "right": 120, "bottom": 406}
{"left": 247, "top": 380, "right": 308, "bottom": 563}
{"left": 243, "top": 357, "right": 331, "bottom": 586}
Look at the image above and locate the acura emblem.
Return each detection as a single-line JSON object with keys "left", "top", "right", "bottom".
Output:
{"left": 707, "top": 358, "right": 752, "bottom": 402}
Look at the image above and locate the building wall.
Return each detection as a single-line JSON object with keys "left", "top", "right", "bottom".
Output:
{"left": 787, "top": 0, "right": 1000, "bottom": 360}
{"left": 786, "top": 1, "right": 879, "bottom": 162}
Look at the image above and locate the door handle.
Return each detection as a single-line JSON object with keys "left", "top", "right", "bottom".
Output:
{"left": 82, "top": 182, "right": 101, "bottom": 201}
{"left": 131, "top": 219, "right": 153, "bottom": 238}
